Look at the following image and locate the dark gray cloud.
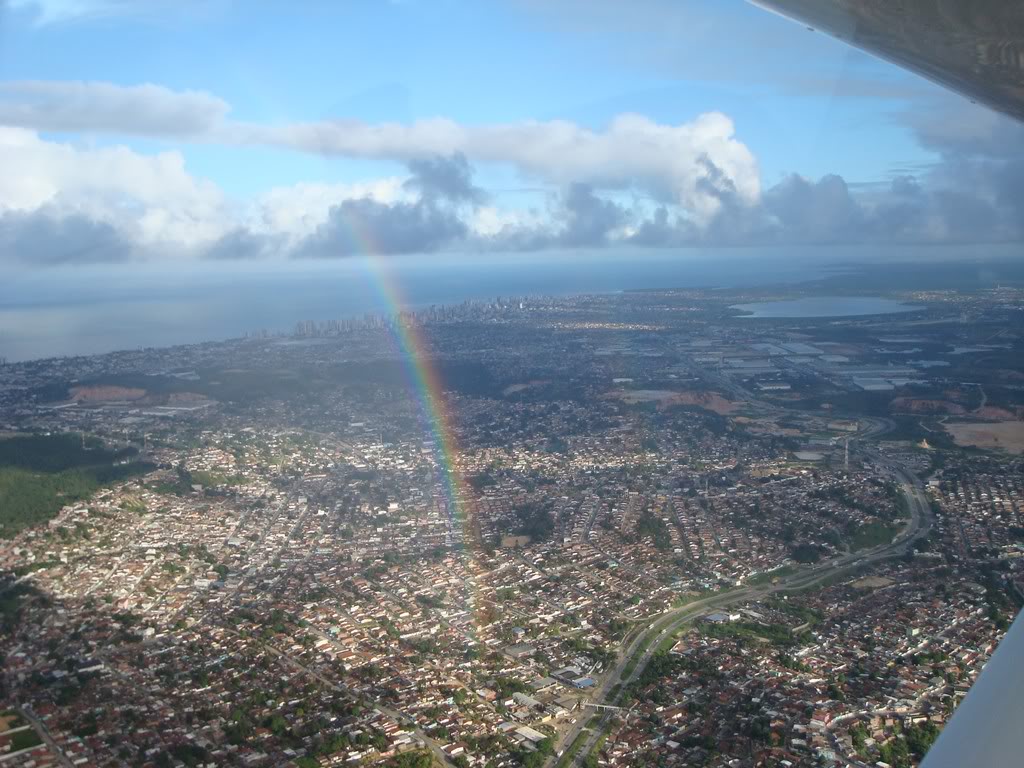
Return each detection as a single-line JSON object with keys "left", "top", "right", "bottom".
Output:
{"left": 601, "top": 134, "right": 1022, "bottom": 248}
{"left": 904, "top": 98, "right": 1024, "bottom": 159}
{"left": 292, "top": 153, "right": 475, "bottom": 258}
{"left": 475, "top": 183, "right": 633, "bottom": 251}
{"left": 629, "top": 206, "right": 691, "bottom": 246}
{"left": 294, "top": 197, "right": 467, "bottom": 258}
{"left": 690, "top": 154, "right": 774, "bottom": 246}
{"left": 731, "top": 166, "right": 1019, "bottom": 246}
{"left": 893, "top": 100, "right": 1024, "bottom": 242}
{"left": 609, "top": 172, "right": 865, "bottom": 248}
{"left": 478, "top": 145, "right": 1024, "bottom": 252}
{"left": 763, "top": 173, "right": 864, "bottom": 244}
{"left": 871, "top": 96, "right": 1024, "bottom": 241}
{"left": 666, "top": 96, "right": 1024, "bottom": 247}
{"left": 0, "top": 208, "right": 132, "bottom": 264}
{"left": 991, "top": 158, "right": 1024, "bottom": 226}
{"left": 557, "top": 183, "right": 628, "bottom": 246}
{"left": 404, "top": 152, "right": 485, "bottom": 205}
{"left": 890, "top": 175, "right": 923, "bottom": 197}
{"left": 11, "top": 96, "right": 1022, "bottom": 267}
{"left": 202, "top": 228, "right": 281, "bottom": 261}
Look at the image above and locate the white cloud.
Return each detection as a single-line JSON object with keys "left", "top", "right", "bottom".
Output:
{"left": 469, "top": 205, "right": 545, "bottom": 238}
{"left": 0, "top": 81, "right": 229, "bottom": 136}
{"left": 8, "top": 0, "right": 198, "bottom": 25}
{"left": 0, "top": 78, "right": 1017, "bottom": 265}
{"left": 249, "top": 112, "right": 760, "bottom": 224}
{"left": 0, "top": 127, "right": 227, "bottom": 251}
{"left": 0, "top": 81, "right": 761, "bottom": 224}
{"left": 9, "top": 0, "right": 123, "bottom": 24}
{"left": 253, "top": 178, "right": 408, "bottom": 239}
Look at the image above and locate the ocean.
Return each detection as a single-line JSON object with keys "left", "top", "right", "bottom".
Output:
{"left": 0, "top": 243, "right": 1014, "bottom": 362}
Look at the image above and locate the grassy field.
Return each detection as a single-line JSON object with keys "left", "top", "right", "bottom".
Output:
{"left": 621, "top": 631, "right": 658, "bottom": 680}
{"left": 849, "top": 521, "right": 900, "bottom": 552}
{"left": 655, "top": 626, "right": 687, "bottom": 655}
{"left": 189, "top": 469, "right": 249, "bottom": 488}
{"left": 746, "top": 564, "right": 800, "bottom": 585}
{"left": 702, "top": 620, "right": 797, "bottom": 647}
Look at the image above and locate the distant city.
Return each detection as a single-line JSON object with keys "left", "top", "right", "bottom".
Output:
{"left": 0, "top": 281, "right": 1021, "bottom": 767}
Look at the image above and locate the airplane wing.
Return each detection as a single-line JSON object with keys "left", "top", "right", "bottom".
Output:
{"left": 917, "top": 610, "right": 1024, "bottom": 767}
{"left": 750, "top": 0, "right": 1024, "bottom": 121}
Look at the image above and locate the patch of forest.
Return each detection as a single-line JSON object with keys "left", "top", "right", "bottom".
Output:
{"left": 0, "top": 433, "right": 152, "bottom": 537}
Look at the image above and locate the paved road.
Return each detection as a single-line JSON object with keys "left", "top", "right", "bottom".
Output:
{"left": 19, "top": 706, "right": 75, "bottom": 768}
{"left": 549, "top": 441, "right": 932, "bottom": 765}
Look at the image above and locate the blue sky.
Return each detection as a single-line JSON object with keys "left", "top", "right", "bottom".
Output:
{"left": 0, "top": 0, "right": 933, "bottom": 186}
{"left": 0, "top": 0, "right": 1019, "bottom": 266}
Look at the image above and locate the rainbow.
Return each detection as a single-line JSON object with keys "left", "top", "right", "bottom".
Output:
{"left": 336, "top": 212, "right": 474, "bottom": 552}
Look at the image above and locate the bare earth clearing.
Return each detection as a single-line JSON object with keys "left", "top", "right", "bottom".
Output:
{"left": 609, "top": 389, "right": 739, "bottom": 414}
{"left": 945, "top": 421, "right": 1024, "bottom": 454}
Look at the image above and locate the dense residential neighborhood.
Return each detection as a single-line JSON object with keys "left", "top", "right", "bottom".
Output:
{"left": 0, "top": 286, "right": 1021, "bottom": 767}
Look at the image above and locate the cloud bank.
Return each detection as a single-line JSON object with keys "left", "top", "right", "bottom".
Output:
{"left": 0, "top": 80, "right": 1021, "bottom": 266}
{"left": 0, "top": 80, "right": 759, "bottom": 225}
{"left": 244, "top": 112, "right": 760, "bottom": 224}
